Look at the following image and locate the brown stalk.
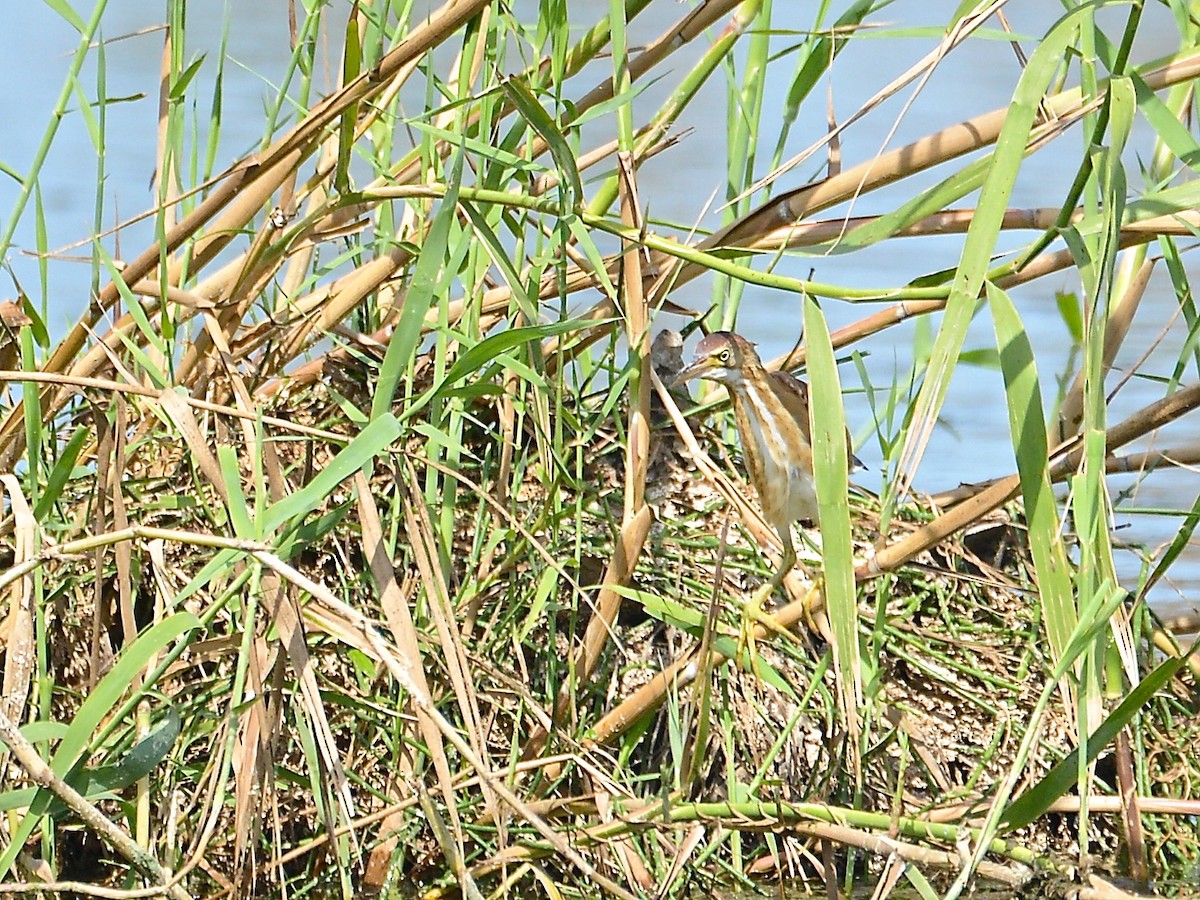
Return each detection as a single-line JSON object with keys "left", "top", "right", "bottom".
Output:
{"left": 0, "top": 477, "right": 34, "bottom": 724}
{"left": 775, "top": 820, "right": 1030, "bottom": 887}
{"left": 179, "top": 0, "right": 742, "bottom": 400}
{"left": 861, "top": 383, "right": 1200, "bottom": 580}
{"left": 770, "top": 211, "right": 1196, "bottom": 374}
{"left": 1047, "top": 795, "right": 1200, "bottom": 816}
{"left": 262, "top": 573, "right": 359, "bottom": 834}
{"left": 931, "top": 443, "right": 1200, "bottom": 506}
{"left": 230, "top": 614, "right": 276, "bottom": 875}
{"left": 399, "top": 467, "right": 497, "bottom": 863}
{"left": 355, "top": 472, "right": 467, "bottom": 886}
{"left": 268, "top": 243, "right": 417, "bottom": 373}
{"left": 109, "top": 400, "right": 135, "bottom": 656}
{"left": 743, "top": 0, "right": 1009, "bottom": 199}
{"left": 534, "top": 50, "right": 1200, "bottom": 373}
{"left": 153, "top": 31, "right": 178, "bottom": 235}
{"left": 0, "top": 370, "right": 344, "bottom": 447}
{"left": 1114, "top": 728, "right": 1148, "bottom": 883}
{"left": 176, "top": 0, "right": 722, "bottom": 395}
{"left": 619, "top": 152, "right": 652, "bottom": 517}
{"left": 688, "top": 50, "right": 1200, "bottom": 270}
{"left": 515, "top": 157, "right": 658, "bottom": 759}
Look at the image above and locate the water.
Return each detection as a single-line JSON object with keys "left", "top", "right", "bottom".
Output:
{"left": 1, "top": 1, "right": 1196, "bottom": 620}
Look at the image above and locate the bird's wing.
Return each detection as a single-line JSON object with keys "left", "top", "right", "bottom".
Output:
{"left": 773, "top": 369, "right": 864, "bottom": 471}
{"left": 771, "top": 370, "right": 813, "bottom": 447}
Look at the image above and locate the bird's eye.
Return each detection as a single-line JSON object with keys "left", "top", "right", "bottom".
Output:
{"left": 718, "top": 349, "right": 730, "bottom": 363}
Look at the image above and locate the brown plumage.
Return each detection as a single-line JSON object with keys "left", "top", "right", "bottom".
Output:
{"left": 674, "top": 331, "right": 861, "bottom": 589}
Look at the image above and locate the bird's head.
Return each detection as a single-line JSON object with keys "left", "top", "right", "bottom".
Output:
{"left": 673, "top": 331, "right": 761, "bottom": 388}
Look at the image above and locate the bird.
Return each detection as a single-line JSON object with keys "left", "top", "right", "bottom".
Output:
{"left": 673, "top": 331, "right": 861, "bottom": 659}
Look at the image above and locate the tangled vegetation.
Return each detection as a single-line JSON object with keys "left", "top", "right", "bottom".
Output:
{"left": 0, "top": 2, "right": 1198, "bottom": 898}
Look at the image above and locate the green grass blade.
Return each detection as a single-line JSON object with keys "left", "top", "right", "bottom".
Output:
{"left": 369, "top": 155, "right": 463, "bottom": 422}
{"left": 402, "top": 318, "right": 609, "bottom": 422}
{"left": 892, "top": 8, "right": 1080, "bottom": 496}
{"left": 217, "top": 444, "right": 255, "bottom": 539}
{"left": 804, "top": 294, "right": 862, "bottom": 726}
{"left": 501, "top": 76, "right": 582, "bottom": 207}
{"left": 32, "top": 424, "right": 88, "bottom": 521}
{"left": 263, "top": 413, "right": 402, "bottom": 534}
{"left": 335, "top": 12, "right": 362, "bottom": 195}
{"left": 987, "top": 281, "right": 1076, "bottom": 663}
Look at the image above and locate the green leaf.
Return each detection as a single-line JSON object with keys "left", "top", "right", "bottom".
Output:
{"left": 408, "top": 121, "right": 546, "bottom": 178}
{"left": 334, "top": 15, "right": 361, "bottom": 194}
{"left": 958, "top": 348, "right": 1000, "bottom": 369}
{"left": 218, "top": 444, "right": 255, "bottom": 539}
{"left": 263, "top": 413, "right": 402, "bottom": 534}
{"left": 33, "top": 425, "right": 89, "bottom": 520}
{"left": 41, "top": 0, "right": 85, "bottom": 33}
{"left": 94, "top": 242, "right": 169, "bottom": 368}
{"left": 369, "top": 155, "right": 462, "bottom": 422}
{"left": 168, "top": 55, "right": 207, "bottom": 102}
{"left": 1131, "top": 71, "right": 1200, "bottom": 172}
{"left": 16, "top": 294, "right": 48, "bottom": 349}
{"left": 459, "top": 201, "right": 539, "bottom": 322}
{"left": 804, "top": 293, "right": 862, "bottom": 720}
{"left": 987, "top": 282, "right": 1076, "bottom": 662}
{"left": 501, "top": 77, "right": 582, "bottom": 207}
{"left": 0, "top": 706, "right": 185, "bottom": 817}
{"left": 517, "top": 567, "right": 558, "bottom": 644}
{"left": 895, "top": 9, "right": 1078, "bottom": 493}
{"left": 611, "top": 584, "right": 704, "bottom": 631}
{"left": 832, "top": 155, "right": 991, "bottom": 254}
{"left": 1056, "top": 291, "right": 1084, "bottom": 344}
{"left": 402, "top": 317, "right": 608, "bottom": 423}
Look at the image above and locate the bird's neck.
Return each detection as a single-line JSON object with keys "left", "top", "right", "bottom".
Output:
{"left": 721, "top": 365, "right": 761, "bottom": 391}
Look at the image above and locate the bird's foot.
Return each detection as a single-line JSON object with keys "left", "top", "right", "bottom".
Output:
{"left": 736, "top": 582, "right": 797, "bottom": 677}
{"left": 798, "top": 579, "right": 825, "bottom": 636}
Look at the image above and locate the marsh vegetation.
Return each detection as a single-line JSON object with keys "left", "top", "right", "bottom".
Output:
{"left": 0, "top": 1, "right": 1199, "bottom": 897}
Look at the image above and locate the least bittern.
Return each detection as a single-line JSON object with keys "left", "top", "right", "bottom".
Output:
{"left": 674, "top": 331, "right": 861, "bottom": 660}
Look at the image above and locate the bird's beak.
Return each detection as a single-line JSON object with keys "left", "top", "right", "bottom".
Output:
{"left": 672, "top": 359, "right": 711, "bottom": 387}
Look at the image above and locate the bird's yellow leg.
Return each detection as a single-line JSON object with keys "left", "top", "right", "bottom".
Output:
{"left": 798, "top": 578, "right": 825, "bottom": 636}
{"left": 736, "top": 583, "right": 788, "bottom": 676}
{"left": 736, "top": 535, "right": 799, "bottom": 676}
{"left": 794, "top": 530, "right": 827, "bottom": 635}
